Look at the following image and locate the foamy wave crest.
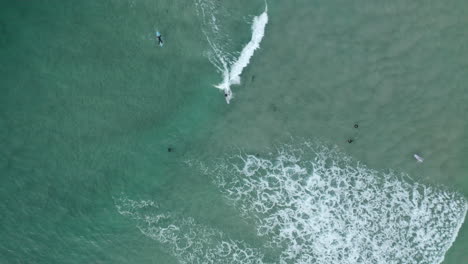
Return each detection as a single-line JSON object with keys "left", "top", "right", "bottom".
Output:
{"left": 115, "top": 196, "right": 265, "bottom": 264}
{"left": 214, "top": 9, "right": 268, "bottom": 104}
{"left": 209, "top": 143, "right": 467, "bottom": 264}
{"left": 195, "top": 0, "right": 268, "bottom": 104}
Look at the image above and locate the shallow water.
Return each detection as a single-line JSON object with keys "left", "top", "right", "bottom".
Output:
{"left": 1, "top": 0, "right": 467, "bottom": 263}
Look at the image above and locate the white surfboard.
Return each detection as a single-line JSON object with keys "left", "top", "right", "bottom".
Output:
{"left": 414, "top": 154, "right": 424, "bottom": 163}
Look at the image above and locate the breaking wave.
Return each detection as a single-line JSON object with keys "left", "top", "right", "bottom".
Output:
{"left": 117, "top": 142, "right": 466, "bottom": 264}
{"left": 206, "top": 142, "right": 467, "bottom": 264}
{"left": 194, "top": 0, "right": 268, "bottom": 104}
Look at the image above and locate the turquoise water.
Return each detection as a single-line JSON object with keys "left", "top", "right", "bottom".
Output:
{"left": 1, "top": 0, "right": 468, "bottom": 263}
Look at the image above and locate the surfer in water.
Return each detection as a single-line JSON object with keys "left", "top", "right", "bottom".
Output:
{"left": 156, "top": 31, "right": 163, "bottom": 46}
{"left": 223, "top": 89, "right": 232, "bottom": 103}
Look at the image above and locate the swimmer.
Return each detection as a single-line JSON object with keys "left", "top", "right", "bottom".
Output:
{"left": 354, "top": 124, "right": 359, "bottom": 128}
{"left": 167, "top": 147, "right": 173, "bottom": 152}
{"left": 347, "top": 139, "right": 354, "bottom": 143}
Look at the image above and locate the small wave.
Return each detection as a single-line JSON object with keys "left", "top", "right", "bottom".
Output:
{"left": 115, "top": 196, "right": 265, "bottom": 264}
{"left": 195, "top": 1, "right": 269, "bottom": 104}
{"left": 206, "top": 142, "right": 467, "bottom": 264}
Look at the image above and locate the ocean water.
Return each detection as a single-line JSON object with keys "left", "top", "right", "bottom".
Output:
{"left": 1, "top": 0, "right": 467, "bottom": 263}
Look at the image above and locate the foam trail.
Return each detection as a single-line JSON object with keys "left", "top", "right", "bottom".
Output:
{"left": 215, "top": 6, "right": 268, "bottom": 103}
{"left": 195, "top": 0, "right": 269, "bottom": 104}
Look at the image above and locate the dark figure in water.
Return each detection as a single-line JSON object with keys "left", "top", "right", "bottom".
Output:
{"left": 156, "top": 31, "right": 163, "bottom": 46}
{"left": 167, "top": 147, "right": 173, "bottom": 152}
{"left": 347, "top": 139, "right": 353, "bottom": 143}
{"left": 354, "top": 123, "right": 359, "bottom": 128}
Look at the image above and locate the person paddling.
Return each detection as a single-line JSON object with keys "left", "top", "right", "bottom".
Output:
{"left": 156, "top": 31, "right": 163, "bottom": 46}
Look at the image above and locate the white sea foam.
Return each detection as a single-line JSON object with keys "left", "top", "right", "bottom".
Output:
{"left": 195, "top": 1, "right": 268, "bottom": 104}
{"left": 117, "top": 143, "right": 467, "bottom": 263}
{"left": 115, "top": 196, "right": 265, "bottom": 264}
{"left": 214, "top": 9, "right": 268, "bottom": 104}
{"left": 207, "top": 143, "right": 467, "bottom": 264}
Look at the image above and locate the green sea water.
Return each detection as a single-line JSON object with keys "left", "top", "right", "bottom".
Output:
{"left": 1, "top": 0, "right": 467, "bottom": 263}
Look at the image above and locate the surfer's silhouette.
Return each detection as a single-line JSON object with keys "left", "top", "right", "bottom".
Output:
{"left": 156, "top": 31, "right": 163, "bottom": 46}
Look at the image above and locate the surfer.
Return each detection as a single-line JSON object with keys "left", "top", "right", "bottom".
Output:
{"left": 223, "top": 89, "right": 232, "bottom": 103}
{"left": 156, "top": 31, "right": 163, "bottom": 46}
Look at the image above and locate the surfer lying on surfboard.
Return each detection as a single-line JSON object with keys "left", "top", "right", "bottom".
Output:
{"left": 156, "top": 31, "right": 163, "bottom": 46}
